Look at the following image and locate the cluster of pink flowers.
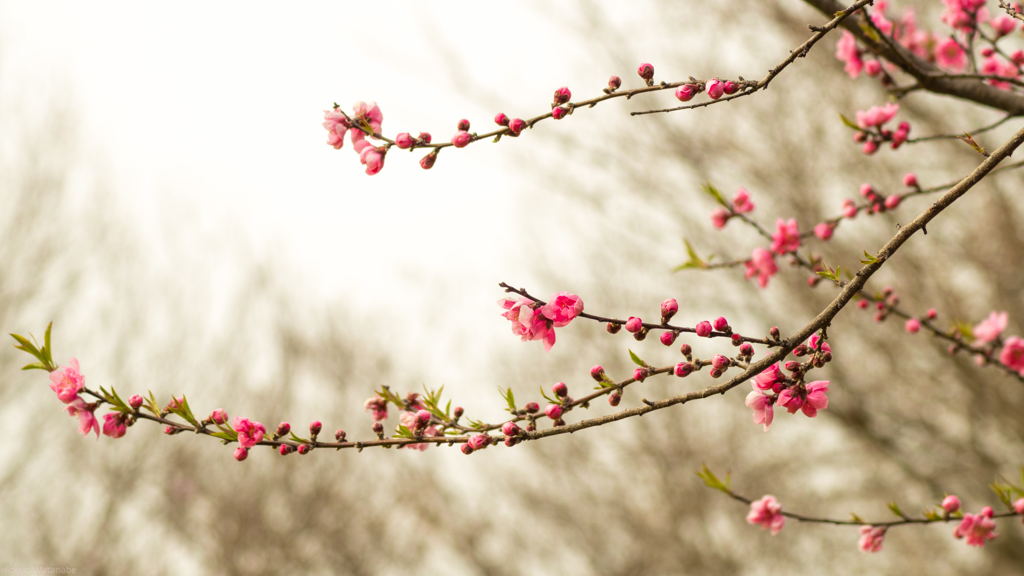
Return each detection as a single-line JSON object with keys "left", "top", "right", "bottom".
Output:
{"left": 853, "top": 103, "right": 910, "bottom": 154}
{"left": 745, "top": 248, "right": 779, "bottom": 289}
{"left": 711, "top": 188, "right": 756, "bottom": 229}
{"left": 744, "top": 337, "right": 831, "bottom": 431}
{"left": 232, "top": 416, "right": 267, "bottom": 461}
{"left": 965, "top": 310, "right": 1024, "bottom": 374}
{"left": 980, "top": 53, "right": 1021, "bottom": 90}
{"left": 838, "top": 175, "right": 917, "bottom": 226}
{"left": 770, "top": 218, "right": 800, "bottom": 255}
{"left": 323, "top": 101, "right": 387, "bottom": 175}
{"left": 954, "top": 506, "right": 999, "bottom": 546}
{"left": 499, "top": 291, "right": 583, "bottom": 351}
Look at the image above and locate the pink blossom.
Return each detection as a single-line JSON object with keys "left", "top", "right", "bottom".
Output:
{"left": 419, "top": 151, "right": 437, "bottom": 170}
{"left": 935, "top": 38, "right": 966, "bottom": 72}
{"left": 358, "top": 145, "right": 385, "bottom": 176}
{"left": 814, "top": 223, "right": 834, "bottom": 241}
{"left": 65, "top": 397, "right": 100, "bottom": 438}
{"left": 452, "top": 130, "right": 471, "bottom": 148}
{"left": 1014, "top": 498, "right": 1024, "bottom": 514}
{"left": 864, "top": 60, "right": 882, "bottom": 77}
{"left": 468, "top": 434, "right": 491, "bottom": 450}
{"left": 364, "top": 394, "right": 388, "bottom": 422}
{"left": 494, "top": 112, "right": 510, "bottom": 126}
{"left": 499, "top": 297, "right": 555, "bottom": 351}
{"left": 871, "top": 9, "right": 893, "bottom": 35}
{"left": 732, "top": 188, "right": 754, "bottom": 213}
{"left": 745, "top": 248, "right": 778, "bottom": 288}
{"left": 706, "top": 79, "right": 725, "bottom": 100}
{"left": 695, "top": 321, "right": 712, "bottom": 337}
{"left": 49, "top": 358, "right": 85, "bottom": 404}
{"left": 999, "top": 336, "right": 1024, "bottom": 372}
{"left": 128, "top": 395, "right": 144, "bottom": 410}
{"left": 674, "top": 362, "right": 694, "bottom": 377}
{"left": 401, "top": 425, "right": 441, "bottom": 451}
{"left": 637, "top": 63, "right": 654, "bottom": 81}
{"left": 942, "top": 495, "right": 961, "bottom": 513}
{"left": 745, "top": 385, "right": 775, "bottom": 432}
{"left": 233, "top": 417, "right": 266, "bottom": 449}
{"left": 990, "top": 15, "right": 1018, "bottom": 37}
{"left": 808, "top": 334, "right": 832, "bottom": 355}
{"left": 835, "top": 31, "right": 863, "bottom": 78}
{"left": 625, "top": 317, "right": 644, "bottom": 333}
{"left": 710, "top": 207, "right": 730, "bottom": 229}
{"left": 954, "top": 507, "right": 998, "bottom": 546}
{"left": 351, "top": 101, "right": 383, "bottom": 134}
{"left": 981, "top": 55, "right": 1019, "bottom": 90}
{"left": 858, "top": 526, "right": 886, "bottom": 553}
{"left": 711, "top": 354, "right": 730, "bottom": 369}
{"left": 661, "top": 298, "right": 679, "bottom": 322}
{"left": 723, "top": 81, "right": 738, "bottom": 95}
{"left": 905, "top": 318, "right": 921, "bottom": 333}
{"left": 322, "top": 109, "right": 351, "bottom": 150}
{"left": 541, "top": 292, "right": 584, "bottom": 327}
{"left": 779, "top": 381, "right": 829, "bottom": 417}
{"left": 608, "top": 76, "right": 622, "bottom": 90}
{"left": 754, "top": 363, "right": 784, "bottom": 391}
{"left": 552, "top": 106, "right": 568, "bottom": 120}
{"left": 675, "top": 84, "right": 697, "bottom": 102}
{"left": 747, "top": 495, "right": 785, "bottom": 534}
{"left": 508, "top": 118, "right": 526, "bottom": 135}
{"left": 884, "top": 195, "right": 901, "bottom": 210}
{"left": 903, "top": 173, "right": 918, "bottom": 187}
{"left": 974, "top": 311, "right": 1008, "bottom": 343}
{"left": 102, "top": 413, "right": 127, "bottom": 439}
{"left": 713, "top": 317, "right": 729, "bottom": 331}
{"left": 856, "top": 103, "right": 899, "bottom": 129}
{"left": 771, "top": 218, "right": 801, "bottom": 255}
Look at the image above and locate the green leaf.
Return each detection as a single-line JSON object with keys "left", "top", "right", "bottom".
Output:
{"left": 10, "top": 334, "right": 42, "bottom": 361}
{"left": 951, "top": 320, "right": 975, "bottom": 343}
{"left": 499, "top": 387, "right": 517, "bottom": 413}
{"left": 394, "top": 425, "right": 414, "bottom": 439}
{"left": 288, "top": 431, "right": 308, "bottom": 443}
{"left": 445, "top": 399, "right": 452, "bottom": 418}
{"left": 850, "top": 513, "right": 865, "bottom": 524}
{"left": 816, "top": 269, "right": 836, "bottom": 281}
{"left": 923, "top": 509, "right": 941, "bottom": 521}
{"left": 208, "top": 431, "right": 237, "bottom": 441}
{"left": 839, "top": 113, "right": 861, "bottom": 131}
{"left": 958, "top": 132, "right": 987, "bottom": 156}
{"left": 859, "top": 250, "right": 878, "bottom": 265}
{"left": 628, "top": 349, "right": 647, "bottom": 367}
{"left": 145, "top": 391, "right": 161, "bottom": 417}
{"left": 672, "top": 239, "right": 707, "bottom": 272}
{"left": 990, "top": 481, "right": 1013, "bottom": 509}
{"left": 539, "top": 385, "right": 557, "bottom": 404}
{"left": 700, "top": 182, "right": 729, "bottom": 208}
{"left": 887, "top": 502, "right": 906, "bottom": 519}
{"left": 42, "top": 322, "right": 53, "bottom": 367}
{"left": 21, "top": 362, "right": 47, "bottom": 371}
{"left": 695, "top": 464, "right": 730, "bottom": 493}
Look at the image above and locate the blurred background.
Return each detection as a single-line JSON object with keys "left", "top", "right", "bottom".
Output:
{"left": 1, "top": 0, "right": 1023, "bottom": 573}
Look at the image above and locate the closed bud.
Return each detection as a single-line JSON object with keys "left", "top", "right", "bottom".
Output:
{"left": 695, "top": 321, "right": 712, "bottom": 337}
{"left": 713, "top": 316, "right": 730, "bottom": 331}
{"left": 129, "top": 395, "right": 144, "bottom": 411}
{"left": 279, "top": 444, "right": 293, "bottom": 456}
{"left": 525, "top": 402, "right": 539, "bottom": 414}
{"left": 793, "top": 344, "right": 808, "bottom": 357}
{"left": 335, "top": 429, "right": 347, "bottom": 442}
{"left": 545, "top": 404, "right": 564, "bottom": 420}
{"left": 494, "top": 112, "right": 510, "bottom": 126}
{"left": 234, "top": 447, "right": 248, "bottom": 462}
{"left": 706, "top": 78, "right": 725, "bottom": 100}
{"left": 297, "top": 444, "right": 311, "bottom": 455}
{"left": 625, "top": 317, "right": 643, "bottom": 333}
{"left": 452, "top": 130, "right": 471, "bottom": 148}
{"left": 395, "top": 132, "right": 414, "bottom": 149}
{"left": 633, "top": 328, "right": 648, "bottom": 341}
{"left": 607, "top": 322, "right": 622, "bottom": 334}
{"left": 372, "top": 422, "right": 384, "bottom": 434}
{"left": 927, "top": 308, "right": 937, "bottom": 320}
{"left": 709, "top": 367, "right": 723, "bottom": 378}
{"left": 769, "top": 327, "right": 781, "bottom": 340}
{"left": 502, "top": 422, "right": 521, "bottom": 436}
{"left": 608, "top": 75, "right": 622, "bottom": 90}
{"left": 554, "top": 418, "right": 566, "bottom": 427}
{"left": 419, "top": 151, "right": 438, "bottom": 170}
{"left": 608, "top": 391, "right": 622, "bottom": 406}
{"left": 723, "top": 81, "right": 738, "bottom": 94}
{"left": 821, "top": 351, "right": 833, "bottom": 363}
{"left": 508, "top": 118, "right": 527, "bottom": 135}
{"left": 454, "top": 406, "right": 465, "bottom": 418}
{"left": 674, "top": 362, "right": 694, "bottom": 377}
{"left": 416, "top": 409, "right": 432, "bottom": 429}
{"left": 590, "top": 365, "right": 606, "bottom": 382}
{"left": 461, "top": 444, "right": 474, "bottom": 455}
{"left": 679, "top": 343, "right": 692, "bottom": 358}
{"left": 417, "top": 132, "right": 432, "bottom": 144}
{"left": 309, "top": 421, "right": 322, "bottom": 436}
{"left": 885, "top": 195, "right": 901, "bottom": 210}
{"left": 275, "top": 422, "right": 291, "bottom": 439}
{"left": 858, "top": 300, "right": 869, "bottom": 309}
{"left": 739, "top": 343, "right": 754, "bottom": 356}
{"left": 504, "top": 436, "right": 518, "bottom": 447}
{"left": 456, "top": 118, "right": 470, "bottom": 131}
{"left": 784, "top": 361, "right": 801, "bottom": 371}
{"left": 660, "top": 331, "right": 677, "bottom": 346}
{"left": 637, "top": 63, "right": 655, "bottom": 83}
{"left": 675, "top": 84, "right": 697, "bottom": 102}
{"left": 552, "top": 382, "right": 568, "bottom": 398}
{"left": 553, "top": 86, "right": 572, "bottom": 105}
{"left": 661, "top": 298, "right": 679, "bottom": 322}
{"left": 942, "top": 495, "right": 961, "bottom": 513}
{"left": 903, "top": 172, "right": 918, "bottom": 188}
{"left": 711, "top": 354, "right": 730, "bottom": 369}
{"left": 552, "top": 106, "right": 568, "bottom": 120}
{"left": 633, "top": 368, "right": 649, "bottom": 382}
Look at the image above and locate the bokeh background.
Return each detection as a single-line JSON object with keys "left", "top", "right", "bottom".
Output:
{"left": 2, "top": 1, "right": 1023, "bottom": 573}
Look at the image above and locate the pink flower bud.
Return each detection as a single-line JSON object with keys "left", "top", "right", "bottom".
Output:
{"left": 608, "top": 391, "right": 622, "bottom": 406}
{"left": 608, "top": 76, "right": 622, "bottom": 90}
{"left": 524, "top": 402, "right": 539, "bottom": 414}
{"left": 552, "top": 106, "right": 568, "bottom": 120}
{"left": 494, "top": 112, "right": 510, "bottom": 126}
{"left": 711, "top": 208, "right": 730, "bottom": 229}
{"left": 205, "top": 409, "right": 226, "bottom": 425}
{"left": 695, "top": 321, "right": 712, "bottom": 337}
{"left": 660, "top": 331, "right": 677, "bottom": 346}
{"left": 552, "top": 382, "right": 568, "bottom": 398}
{"left": 864, "top": 60, "right": 882, "bottom": 76}
{"left": 711, "top": 354, "right": 730, "bottom": 369}
{"left": 102, "top": 413, "right": 127, "bottom": 439}
{"left": 164, "top": 425, "right": 176, "bottom": 435}
{"left": 903, "top": 173, "right": 918, "bottom": 188}
{"left": 417, "top": 132, "right": 432, "bottom": 144}
{"left": 508, "top": 118, "right": 526, "bottom": 135}
{"left": 395, "top": 132, "right": 414, "bottom": 149}
{"left": 814, "top": 223, "right": 834, "bottom": 240}
{"left": 545, "top": 404, "right": 564, "bottom": 420}
{"left": 891, "top": 129, "right": 908, "bottom": 149}
{"left": 675, "top": 84, "right": 697, "bottom": 102}
{"left": 942, "top": 495, "right": 961, "bottom": 513}
{"left": 279, "top": 444, "right": 293, "bottom": 455}
{"left": 234, "top": 447, "right": 248, "bottom": 462}
{"left": 858, "top": 300, "right": 869, "bottom": 309}
{"left": 456, "top": 118, "right": 470, "bottom": 131}
{"left": 723, "top": 81, "right": 738, "bottom": 95}
{"left": 419, "top": 151, "right": 437, "bottom": 170}
{"left": 468, "top": 434, "right": 491, "bottom": 450}
{"left": 625, "top": 317, "right": 643, "bottom": 333}
{"left": 927, "top": 309, "right": 937, "bottom": 320}
{"left": 461, "top": 444, "right": 474, "bottom": 455}
{"left": 129, "top": 395, "right": 144, "bottom": 410}
{"left": 504, "top": 436, "right": 518, "bottom": 447}
{"left": 607, "top": 322, "right": 622, "bottom": 334}
{"left": 841, "top": 199, "right": 858, "bottom": 219}
{"left": 905, "top": 318, "right": 921, "bottom": 333}
{"left": 713, "top": 317, "right": 729, "bottom": 331}
{"left": 1013, "top": 498, "right": 1024, "bottom": 514}
{"left": 862, "top": 140, "right": 879, "bottom": 155}
{"left": 884, "top": 195, "right": 901, "bottom": 210}
{"left": 706, "top": 78, "right": 725, "bottom": 100}
{"left": 452, "top": 130, "right": 471, "bottom": 148}
{"left": 275, "top": 422, "right": 291, "bottom": 438}
{"left": 732, "top": 188, "right": 755, "bottom": 213}
{"left": 739, "top": 343, "right": 754, "bottom": 356}
{"left": 335, "top": 429, "right": 347, "bottom": 442}
{"left": 637, "top": 63, "right": 654, "bottom": 82}
{"left": 859, "top": 184, "right": 873, "bottom": 198}
{"left": 784, "top": 361, "right": 801, "bottom": 372}
{"left": 674, "top": 362, "right": 694, "bottom": 377}
{"left": 416, "top": 410, "right": 432, "bottom": 429}
{"left": 769, "top": 327, "right": 780, "bottom": 340}
{"left": 454, "top": 406, "right": 465, "bottom": 418}
{"left": 553, "top": 86, "right": 572, "bottom": 105}
{"left": 297, "top": 444, "right": 310, "bottom": 455}
{"left": 853, "top": 131, "right": 867, "bottom": 143}
{"left": 661, "top": 298, "right": 679, "bottom": 322}
{"left": 709, "top": 367, "right": 723, "bottom": 378}
{"left": 981, "top": 47, "right": 995, "bottom": 58}
{"left": 372, "top": 422, "right": 384, "bottom": 434}
{"left": 633, "top": 368, "right": 648, "bottom": 382}
{"left": 679, "top": 343, "right": 692, "bottom": 358}
{"left": 502, "top": 422, "right": 521, "bottom": 436}
{"left": 590, "top": 365, "right": 606, "bottom": 382}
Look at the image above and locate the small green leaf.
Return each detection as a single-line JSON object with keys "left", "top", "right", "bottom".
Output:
{"left": 990, "top": 481, "right": 1013, "bottom": 509}
{"left": 673, "top": 239, "right": 707, "bottom": 272}
{"left": 499, "top": 387, "right": 517, "bottom": 413}
{"left": 839, "top": 113, "right": 862, "bottom": 131}
{"left": 539, "top": 385, "right": 557, "bottom": 404}
{"left": 42, "top": 322, "right": 53, "bottom": 367}
{"left": 695, "top": 464, "right": 731, "bottom": 493}
{"left": 958, "top": 132, "right": 988, "bottom": 156}
{"left": 628, "top": 349, "right": 647, "bottom": 367}
{"left": 10, "top": 334, "right": 42, "bottom": 361}
{"left": 951, "top": 320, "right": 975, "bottom": 343}
{"left": 394, "top": 425, "right": 414, "bottom": 439}
{"left": 288, "top": 431, "right": 308, "bottom": 443}
{"left": 21, "top": 362, "right": 47, "bottom": 371}
{"left": 701, "top": 182, "right": 729, "bottom": 208}
{"left": 860, "top": 250, "right": 878, "bottom": 264}
{"left": 209, "top": 431, "right": 237, "bottom": 441}
{"left": 850, "top": 513, "right": 865, "bottom": 524}
{"left": 923, "top": 509, "right": 941, "bottom": 521}
{"left": 887, "top": 502, "right": 906, "bottom": 519}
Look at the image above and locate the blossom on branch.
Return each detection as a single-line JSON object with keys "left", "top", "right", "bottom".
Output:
{"left": 954, "top": 507, "right": 998, "bottom": 547}
{"left": 745, "top": 385, "right": 775, "bottom": 432}
{"left": 49, "top": 358, "right": 85, "bottom": 404}
{"left": 64, "top": 397, "right": 99, "bottom": 438}
{"left": 858, "top": 525, "right": 886, "bottom": 553}
{"left": 233, "top": 417, "right": 266, "bottom": 449}
{"left": 973, "top": 311, "right": 1008, "bottom": 343}
{"left": 744, "top": 248, "right": 778, "bottom": 289}
{"left": 746, "top": 495, "right": 785, "bottom": 534}
{"left": 770, "top": 219, "right": 801, "bottom": 255}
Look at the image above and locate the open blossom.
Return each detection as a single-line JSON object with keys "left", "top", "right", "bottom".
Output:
{"left": 934, "top": 38, "right": 966, "bottom": 71}
{"left": 858, "top": 526, "right": 886, "bottom": 553}
{"left": 954, "top": 507, "right": 998, "bottom": 547}
{"left": 745, "top": 248, "right": 778, "bottom": 288}
{"left": 973, "top": 311, "right": 1008, "bottom": 343}
{"left": 856, "top": 103, "right": 899, "bottom": 129}
{"left": 745, "top": 385, "right": 775, "bottom": 432}
{"left": 754, "top": 363, "right": 784, "bottom": 391}
{"left": 49, "top": 358, "right": 85, "bottom": 403}
{"left": 102, "top": 413, "right": 128, "bottom": 439}
{"left": 777, "top": 381, "right": 829, "bottom": 417}
{"left": 981, "top": 55, "right": 1019, "bottom": 90}
{"left": 351, "top": 101, "right": 383, "bottom": 134}
{"left": 500, "top": 297, "right": 556, "bottom": 351}
{"left": 364, "top": 394, "right": 388, "bottom": 422}
{"left": 747, "top": 495, "right": 785, "bottom": 534}
{"left": 732, "top": 188, "right": 754, "bottom": 213}
{"left": 770, "top": 218, "right": 800, "bottom": 254}
{"left": 999, "top": 336, "right": 1024, "bottom": 372}
{"left": 233, "top": 417, "right": 266, "bottom": 449}
{"left": 835, "top": 31, "right": 863, "bottom": 78}
{"left": 711, "top": 207, "right": 731, "bottom": 229}
{"left": 323, "top": 109, "right": 351, "bottom": 150}
{"left": 541, "top": 292, "right": 584, "bottom": 327}
{"left": 808, "top": 334, "right": 832, "bottom": 355}
{"left": 989, "top": 14, "right": 1017, "bottom": 37}
{"left": 64, "top": 397, "right": 100, "bottom": 438}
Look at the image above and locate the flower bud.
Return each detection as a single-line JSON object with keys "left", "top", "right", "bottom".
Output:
{"left": 590, "top": 365, "right": 606, "bottom": 382}
{"left": 310, "top": 421, "right": 325, "bottom": 437}
{"left": 706, "top": 79, "right": 725, "bottom": 100}
{"left": 504, "top": 436, "right": 518, "bottom": 447}
{"left": 723, "top": 81, "right": 738, "bottom": 94}
{"left": 164, "top": 425, "right": 177, "bottom": 435}
{"left": 637, "top": 63, "right": 655, "bottom": 83}
{"left": 660, "top": 331, "right": 677, "bottom": 346}
{"left": 494, "top": 112, "right": 510, "bottom": 126}
{"left": 508, "top": 118, "right": 526, "bottom": 135}
{"left": 905, "top": 318, "right": 921, "bottom": 333}
{"left": 709, "top": 367, "right": 723, "bottom": 378}
{"left": 941, "top": 495, "right": 961, "bottom": 513}
{"left": 452, "top": 130, "right": 471, "bottom": 148}
{"left": 468, "top": 434, "right": 491, "bottom": 450}
{"left": 552, "top": 106, "right": 568, "bottom": 120}
{"left": 461, "top": 444, "right": 474, "bottom": 455}
{"left": 675, "top": 84, "right": 697, "bottom": 102}
{"left": 903, "top": 173, "right": 918, "bottom": 188}
{"left": 608, "top": 75, "right": 622, "bottom": 90}
{"left": 372, "top": 422, "right": 384, "bottom": 434}
{"left": 814, "top": 223, "right": 834, "bottom": 241}
{"left": 793, "top": 344, "right": 808, "bottom": 357}
{"left": 234, "top": 447, "right": 248, "bottom": 461}
{"left": 545, "top": 404, "right": 564, "bottom": 420}
{"left": 279, "top": 444, "right": 293, "bottom": 456}
{"left": 275, "top": 422, "right": 291, "bottom": 439}
{"left": 674, "top": 362, "right": 694, "bottom": 377}
{"left": 713, "top": 317, "right": 730, "bottom": 332}
{"left": 853, "top": 131, "right": 867, "bottom": 143}
{"left": 927, "top": 308, "right": 937, "bottom": 320}
{"left": 821, "top": 351, "right": 832, "bottom": 363}
{"left": 862, "top": 140, "right": 878, "bottom": 155}
{"left": 552, "top": 382, "right": 568, "bottom": 398}
{"left": 553, "top": 418, "right": 566, "bottom": 427}
{"left": 525, "top": 402, "right": 539, "bottom": 414}
{"left": 679, "top": 343, "right": 692, "bottom": 358}
{"left": 416, "top": 409, "right": 432, "bottom": 429}
{"left": 607, "top": 322, "right": 622, "bottom": 334}
{"left": 297, "top": 444, "right": 311, "bottom": 455}
{"left": 395, "top": 132, "right": 414, "bottom": 149}
{"left": 553, "top": 86, "right": 572, "bottom": 105}
{"left": 633, "top": 368, "right": 649, "bottom": 382}
{"left": 884, "top": 195, "right": 901, "bottom": 210}
{"left": 335, "top": 429, "right": 347, "bottom": 442}
{"left": 633, "top": 328, "right": 648, "bottom": 341}
{"left": 739, "top": 343, "right": 754, "bottom": 356}
{"left": 526, "top": 421, "right": 536, "bottom": 432}
{"left": 129, "top": 395, "right": 144, "bottom": 410}
{"left": 417, "top": 132, "right": 432, "bottom": 144}
{"left": 456, "top": 118, "right": 470, "bottom": 131}
{"left": 208, "top": 409, "right": 227, "bottom": 425}
{"left": 608, "top": 391, "right": 621, "bottom": 406}
{"left": 864, "top": 60, "right": 882, "bottom": 76}
{"left": 784, "top": 361, "right": 801, "bottom": 372}
{"left": 857, "top": 300, "right": 868, "bottom": 309}
{"left": 661, "top": 298, "right": 679, "bottom": 322}
{"left": 695, "top": 321, "right": 712, "bottom": 337}
{"left": 711, "top": 354, "right": 730, "bottom": 369}
{"left": 625, "top": 317, "right": 643, "bottom": 333}
{"left": 502, "top": 421, "right": 521, "bottom": 436}
{"left": 419, "top": 151, "right": 438, "bottom": 170}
